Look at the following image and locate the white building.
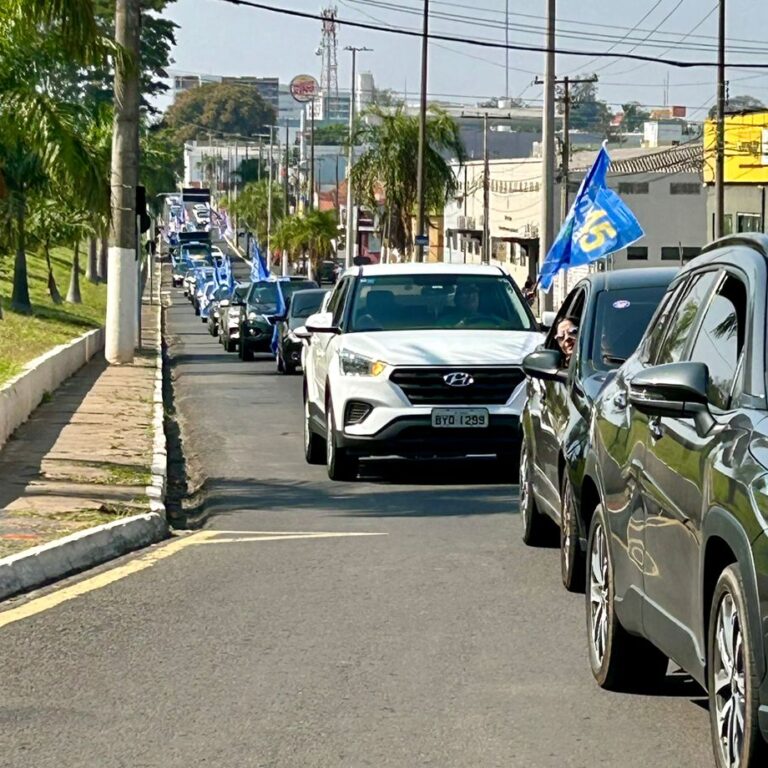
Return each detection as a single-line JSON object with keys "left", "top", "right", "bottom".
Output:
{"left": 443, "top": 143, "right": 706, "bottom": 300}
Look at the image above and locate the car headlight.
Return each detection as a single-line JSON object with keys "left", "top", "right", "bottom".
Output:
{"left": 339, "top": 349, "right": 386, "bottom": 377}
{"left": 247, "top": 311, "right": 259, "bottom": 322}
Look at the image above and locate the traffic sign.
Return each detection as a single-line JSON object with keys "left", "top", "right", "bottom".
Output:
{"left": 290, "top": 74, "right": 320, "bottom": 103}
{"left": 415, "top": 234, "right": 429, "bottom": 246}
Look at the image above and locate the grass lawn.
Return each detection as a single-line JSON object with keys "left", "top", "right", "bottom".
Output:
{"left": 0, "top": 247, "right": 107, "bottom": 385}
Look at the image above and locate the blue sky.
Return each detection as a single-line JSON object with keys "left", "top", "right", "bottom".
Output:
{"left": 160, "top": 0, "right": 768, "bottom": 119}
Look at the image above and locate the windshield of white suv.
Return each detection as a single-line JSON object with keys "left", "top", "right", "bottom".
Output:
{"left": 348, "top": 274, "right": 534, "bottom": 332}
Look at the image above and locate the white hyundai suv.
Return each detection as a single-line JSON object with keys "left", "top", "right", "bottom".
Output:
{"left": 300, "top": 263, "right": 544, "bottom": 480}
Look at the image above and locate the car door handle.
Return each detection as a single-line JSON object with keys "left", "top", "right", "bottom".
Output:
{"left": 613, "top": 391, "right": 627, "bottom": 409}
{"left": 649, "top": 417, "right": 663, "bottom": 441}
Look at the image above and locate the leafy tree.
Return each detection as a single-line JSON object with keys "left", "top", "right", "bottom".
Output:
{"left": 563, "top": 76, "right": 612, "bottom": 135}
{"left": 231, "top": 179, "right": 284, "bottom": 245}
{"left": 163, "top": 83, "right": 276, "bottom": 143}
{"left": 351, "top": 105, "right": 465, "bottom": 253}
{"left": 708, "top": 94, "right": 765, "bottom": 118}
{"left": 372, "top": 87, "right": 401, "bottom": 107}
{"left": 621, "top": 102, "right": 651, "bottom": 132}
{"left": 274, "top": 210, "right": 338, "bottom": 279}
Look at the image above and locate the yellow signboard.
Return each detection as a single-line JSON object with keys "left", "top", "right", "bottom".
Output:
{"left": 703, "top": 111, "right": 768, "bottom": 184}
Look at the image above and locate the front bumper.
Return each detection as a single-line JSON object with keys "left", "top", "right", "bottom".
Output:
{"left": 336, "top": 413, "right": 521, "bottom": 458}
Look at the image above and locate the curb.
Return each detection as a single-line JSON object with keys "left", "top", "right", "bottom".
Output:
{"left": 0, "top": 512, "right": 169, "bottom": 601}
{"left": 145, "top": 259, "right": 168, "bottom": 519}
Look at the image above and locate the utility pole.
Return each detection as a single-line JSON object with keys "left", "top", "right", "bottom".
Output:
{"left": 283, "top": 121, "right": 290, "bottom": 275}
{"left": 106, "top": 0, "right": 140, "bottom": 363}
{"left": 482, "top": 112, "right": 490, "bottom": 264}
{"left": 505, "top": 0, "right": 510, "bottom": 100}
{"left": 540, "top": 0, "right": 556, "bottom": 310}
{"left": 267, "top": 125, "right": 275, "bottom": 266}
{"left": 414, "top": 0, "right": 430, "bottom": 262}
{"left": 309, "top": 99, "right": 316, "bottom": 211}
{"left": 715, "top": 0, "right": 726, "bottom": 239}
{"left": 344, "top": 45, "right": 372, "bottom": 269}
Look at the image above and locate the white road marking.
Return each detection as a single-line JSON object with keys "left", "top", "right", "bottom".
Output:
{"left": 196, "top": 531, "right": 388, "bottom": 544}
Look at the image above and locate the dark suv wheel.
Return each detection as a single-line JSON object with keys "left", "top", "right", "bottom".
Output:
{"left": 586, "top": 503, "right": 668, "bottom": 692}
{"left": 561, "top": 473, "right": 585, "bottom": 593}
{"left": 707, "top": 564, "right": 768, "bottom": 768}
{"left": 520, "top": 439, "right": 557, "bottom": 546}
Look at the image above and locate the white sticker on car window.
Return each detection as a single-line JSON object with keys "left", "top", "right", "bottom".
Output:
{"left": 612, "top": 300, "right": 631, "bottom": 309}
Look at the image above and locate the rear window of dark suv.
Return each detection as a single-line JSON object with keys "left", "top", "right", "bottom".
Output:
{"left": 588, "top": 285, "right": 669, "bottom": 371}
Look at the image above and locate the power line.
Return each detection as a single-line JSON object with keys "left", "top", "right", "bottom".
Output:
{"left": 212, "top": 0, "right": 768, "bottom": 69}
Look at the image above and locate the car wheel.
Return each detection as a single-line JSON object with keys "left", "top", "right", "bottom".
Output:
{"left": 285, "top": 362, "right": 297, "bottom": 375}
{"left": 520, "top": 439, "right": 557, "bottom": 546}
{"left": 303, "top": 392, "right": 325, "bottom": 465}
{"left": 225, "top": 338, "right": 237, "bottom": 353}
{"left": 586, "top": 504, "right": 668, "bottom": 691}
{"left": 325, "top": 400, "right": 358, "bottom": 481}
{"left": 239, "top": 339, "right": 254, "bottom": 361}
{"left": 194, "top": 303, "right": 200, "bottom": 316}
{"left": 560, "top": 473, "right": 586, "bottom": 593}
{"left": 708, "top": 564, "right": 767, "bottom": 768}
{"left": 276, "top": 350, "right": 285, "bottom": 373}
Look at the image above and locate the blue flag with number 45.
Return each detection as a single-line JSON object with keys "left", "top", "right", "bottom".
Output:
{"left": 538, "top": 145, "right": 644, "bottom": 292}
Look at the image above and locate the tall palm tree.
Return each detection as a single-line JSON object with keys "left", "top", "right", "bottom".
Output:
{"left": 351, "top": 105, "right": 466, "bottom": 257}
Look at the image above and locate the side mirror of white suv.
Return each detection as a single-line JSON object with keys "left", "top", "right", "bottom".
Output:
{"left": 306, "top": 311, "right": 341, "bottom": 335}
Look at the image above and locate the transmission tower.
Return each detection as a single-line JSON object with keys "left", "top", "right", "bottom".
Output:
{"left": 318, "top": 5, "right": 339, "bottom": 99}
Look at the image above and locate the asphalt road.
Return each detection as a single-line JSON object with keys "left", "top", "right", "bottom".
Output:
{"left": 0, "top": 254, "right": 715, "bottom": 768}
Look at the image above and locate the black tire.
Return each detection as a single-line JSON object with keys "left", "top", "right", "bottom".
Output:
{"left": 303, "top": 392, "right": 325, "bottom": 464}
{"left": 276, "top": 349, "right": 285, "bottom": 373}
{"left": 707, "top": 564, "right": 768, "bottom": 768}
{"left": 194, "top": 303, "right": 200, "bottom": 316}
{"left": 560, "top": 473, "right": 586, "bottom": 593}
{"left": 225, "top": 338, "right": 237, "bottom": 353}
{"left": 520, "top": 439, "right": 557, "bottom": 546}
{"left": 239, "top": 340, "right": 254, "bottom": 361}
{"left": 285, "top": 362, "right": 297, "bottom": 375}
{"left": 325, "top": 400, "right": 358, "bottom": 481}
{"left": 496, "top": 449, "right": 521, "bottom": 483}
{"left": 586, "top": 503, "right": 668, "bottom": 692}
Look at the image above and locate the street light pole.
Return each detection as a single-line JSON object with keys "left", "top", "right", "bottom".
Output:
{"left": 267, "top": 125, "right": 275, "bottom": 266}
{"left": 715, "top": 0, "right": 726, "bottom": 239}
{"left": 309, "top": 98, "right": 316, "bottom": 211}
{"left": 344, "top": 45, "right": 372, "bottom": 269}
{"left": 414, "top": 0, "right": 430, "bottom": 262}
{"left": 482, "top": 112, "right": 490, "bottom": 264}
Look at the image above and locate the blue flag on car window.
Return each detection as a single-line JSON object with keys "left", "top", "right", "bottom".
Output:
{"left": 270, "top": 281, "right": 287, "bottom": 355}
{"left": 538, "top": 146, "right": 644, "bottom": 292}
{"left": 250, "top": 241, "right": 271, "bottom": 282}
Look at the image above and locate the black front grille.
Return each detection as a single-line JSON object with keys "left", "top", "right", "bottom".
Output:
{"left": 390, "top": 367, "right": 525, "bottom": 405}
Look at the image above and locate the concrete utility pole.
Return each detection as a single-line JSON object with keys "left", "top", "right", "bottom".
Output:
{"left": 505, "top": 0, "right": 510, "bottom": 100}
{"left": 344, "top": 46, "right": 372, "bottom": 269}
{"left": 106, "top": 0, "right": 140, "bottom": 363}
{"left": 283, "top": 120, "right": 290, "bottom": 276}
{"left": 267, "top": 125, "right": 275, "bottom": 264}
{"left": 414, "top": 0, "right": 430, "bottom": 262}
{"left": 540, "top": 0, "right": 556, "bottom": 310}
{"left": 715, "top": 0, "right": 726, "bottom": 239}
{"left": 482, "top": 113, "right": 490, "bottom": 264}
{"left": 309, "top": 99, "right": 316, "bottom": 211}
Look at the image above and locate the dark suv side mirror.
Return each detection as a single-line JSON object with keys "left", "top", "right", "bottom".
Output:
{"left": 628, "top": 362, "right": 715, "bottom": 434}
{"left": 523, "top": 349, "right": 568, "bottom": 384}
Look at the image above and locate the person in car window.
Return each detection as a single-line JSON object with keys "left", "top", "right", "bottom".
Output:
{"left": 555, "top": 317, "right": 579, "bottom": 366}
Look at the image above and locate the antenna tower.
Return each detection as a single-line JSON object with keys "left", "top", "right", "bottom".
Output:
{"left": 319, "top": 6, "right": 339, "bottom": 99}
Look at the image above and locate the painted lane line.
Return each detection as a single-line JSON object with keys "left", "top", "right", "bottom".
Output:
{"left": 0, "top": 531, "right": 215, "bottom": 631}
{"left": 196, "top": 532, "right": 389, "bottom": 544}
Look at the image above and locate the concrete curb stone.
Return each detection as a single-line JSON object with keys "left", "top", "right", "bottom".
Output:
{"left": 0, "top": 512, "right": 169, "bottom": 601}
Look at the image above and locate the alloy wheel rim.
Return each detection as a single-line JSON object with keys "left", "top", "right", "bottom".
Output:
{"left": 303, "top": 399, "right": 311, "bottom": 453}
{"left": 562, "top": 487, "right": 572, "bottom": 576}
{"left": 589, "top": 521, "right": 609, "bottom": 666}
{"left": 713, "top": 593, "right": 746, "bottom": 768}
{"left": 326, "top": 413, "right": 334, "bottom": 466}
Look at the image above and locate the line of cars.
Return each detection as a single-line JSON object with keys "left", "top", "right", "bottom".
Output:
{"left": 518, "top": 234, "right": 768, "bottom": 768}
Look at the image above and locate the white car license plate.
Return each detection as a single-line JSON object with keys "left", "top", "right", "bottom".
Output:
{"left": 431, "top": 408, "right": 489, "bottom": 428}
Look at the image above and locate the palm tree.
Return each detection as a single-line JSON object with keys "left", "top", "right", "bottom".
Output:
{"left": 351, "top": 105, "right": 465, "bottom": 257}
{"left": 232, "top": 180, "right": 285, "bottom": 246}
{"left": 278, "top": 211, "right": 338, "bottom": 280}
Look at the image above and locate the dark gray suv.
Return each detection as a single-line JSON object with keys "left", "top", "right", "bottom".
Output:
{"left": 580, "top": 234, "right": 768, "bottom": 767}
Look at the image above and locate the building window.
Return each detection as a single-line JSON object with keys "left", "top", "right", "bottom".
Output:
{"left": 627, "top": 246, "right": 648, "bottom": 260}
{"left": 567, "top": 181, "right": 581, "bottom": 194}
{"left": 618, "top": 182, "right": 649, "bottom": 194}
{"left": 682, "top": 247, "right": 700, "bottom": 262}
{"left": 737, "top": 213, "right": 762, "bottom": 233}
{"left": 661, "top": 246, "right": 682, "bottom": 261}
{"left": 724, "top": 214, "right": 734, "bottom": 235}
{"left": 670, "top": 182, "right": 701, "bottom": 195}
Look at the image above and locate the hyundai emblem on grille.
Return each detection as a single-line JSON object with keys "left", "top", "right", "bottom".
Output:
{"left": 443, "top": 372, "right": 474, "bottom": 387}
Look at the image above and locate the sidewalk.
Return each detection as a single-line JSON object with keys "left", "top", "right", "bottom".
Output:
{"left": 0, "top": 272, "right": 165, "bottom": 562}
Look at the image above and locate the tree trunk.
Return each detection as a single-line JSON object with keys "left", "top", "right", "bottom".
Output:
{"left": 44, "top": 239, "right": 63, "bottom": 304}
{"left": 10, "top": 198, "right": 32, "bottom": 314}
{"left": 98, "top": 234, "right": 108, "bottom": 281}
{"left": 86, "top": 236, "right": 99, "bottom": 283}
{"left": 106, "top": 0, "right": 140, "bottom": 362}
{"left": 66, "top": 240, "right": 82, "bottom": 304}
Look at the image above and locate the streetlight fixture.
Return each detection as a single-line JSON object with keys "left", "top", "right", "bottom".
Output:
{"left": 344, "top": 45, "right": 372, "bottom": 269}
